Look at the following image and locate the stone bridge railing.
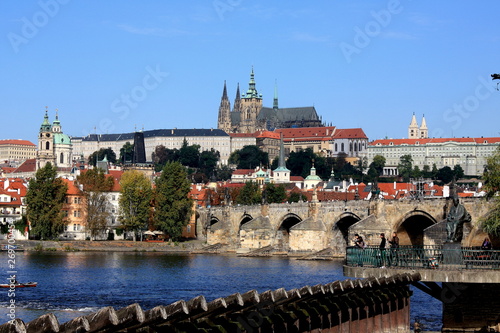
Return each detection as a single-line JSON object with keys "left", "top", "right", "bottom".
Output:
{"left": 0, "top": 273, "right": 420, "bottom": 333}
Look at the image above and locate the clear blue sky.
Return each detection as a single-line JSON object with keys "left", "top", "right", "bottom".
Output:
{"left": 2, "top": 1, "right": 500, "bottom": 145}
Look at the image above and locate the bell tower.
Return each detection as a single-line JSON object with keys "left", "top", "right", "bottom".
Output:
{"left": 37, "top": 107, "right": 56, "bottom": 170}
{"left": 240, "top": 67, "right": 262, "bottom": 133}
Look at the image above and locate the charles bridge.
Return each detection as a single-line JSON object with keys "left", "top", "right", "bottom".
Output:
{"left": 197, "top": 197, "right": 493, "bottom": 254}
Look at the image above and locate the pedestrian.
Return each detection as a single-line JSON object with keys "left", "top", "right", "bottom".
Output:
{"left": 378, "top": 233, "right": 386, "bottom": 268}
{"left": 353, "top": 234, "right": 365, "bottom": 266}
{"left": 481, "top": 237, "right": 492, "bottom": 250}
{"left": 388, "top": 232, "right": 399, "bottom": 266}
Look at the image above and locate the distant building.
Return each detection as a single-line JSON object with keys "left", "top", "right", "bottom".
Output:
{"left": 72, "top": 128, "right": 231, "bottom": 165}
{"left": 217, "top": 68, "right": 322, "bottom": 134}
{"left": 37, "top": 109, "right": 73, "bottom": 173}
{"left": 364, "top": 115, "right": 500, "bottom": 176}
{"left": 0, "top": 139, "right": 36, "bottom": 165}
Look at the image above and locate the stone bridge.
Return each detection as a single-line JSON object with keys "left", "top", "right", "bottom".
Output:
{"left": 197, "top": 198, "right": 493, "bottom": 254}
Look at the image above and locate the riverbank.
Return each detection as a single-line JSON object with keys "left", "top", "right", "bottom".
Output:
{"left": 9, "top": 239, "right": 207, "bottom": 252}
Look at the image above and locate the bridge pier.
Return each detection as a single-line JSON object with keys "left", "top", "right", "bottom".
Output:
{"left": 442, "top": 282, "right": 500, "bottom": 332}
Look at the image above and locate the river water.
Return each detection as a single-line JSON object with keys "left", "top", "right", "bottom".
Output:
{"left": 0, "top": 252, "right": 441, "bottom": 330}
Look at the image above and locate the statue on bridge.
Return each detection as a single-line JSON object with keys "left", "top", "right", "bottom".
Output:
{"left": 445, "top": 194, "right": 471, "bottom": 243}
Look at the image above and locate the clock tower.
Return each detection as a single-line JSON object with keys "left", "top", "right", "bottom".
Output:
{"left": 37, "top": 107, "right": 56, "bottom": 170}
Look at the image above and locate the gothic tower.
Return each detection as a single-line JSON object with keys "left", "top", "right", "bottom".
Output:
{"left": 233, "top": 82, "right": 242, "bottom": 113}
{"left": 240, "top": 67, "right": 262, "bottom": 133}
{"left": 419, "top": 114, "right": 428, "bottom": 139}
{"left": 37, "top": 108, "right": 56, "bottom": 170}
{"left": 217, "top": 80, "right": 231, "bottom": 133}
{"left": 408, "top": 113, "right": 419, "bottom": 139}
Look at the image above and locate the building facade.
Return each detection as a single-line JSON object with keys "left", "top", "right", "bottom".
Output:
{"left": 217, "top": 68, "right": 322, "bottom": 134}
{"left": 37, "top": 110, "right": 73, "bottom": 171}
{"left": 0, "top": 140, "right": 36, "bottom": 165}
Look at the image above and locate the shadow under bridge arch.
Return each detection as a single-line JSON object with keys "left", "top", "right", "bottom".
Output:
{"left": 396, "top": 210, "right": 437, "bottom": 246}
{"left": 332, "top": 212, "right": 361, "bottom": 254}
{"left": 274, "top": 213, "right": 302, "bottom": 252}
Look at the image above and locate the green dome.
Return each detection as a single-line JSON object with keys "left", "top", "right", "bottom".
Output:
{"left": 53, "top": 133, "right": 72, "bottom": 145}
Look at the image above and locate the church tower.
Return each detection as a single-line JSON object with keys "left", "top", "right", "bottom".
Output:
{"left": 419, "top": 114, "right": 428, "bottom": 139}
{"left": 240, "top": 67, "right": 262, "bottom": 133}
{"left": 233, "top": 82, "right": 242, "bottom": 113}
{"left": 217, "top": 81, "right": 232, "bottom": 133}
{"left": 408, "top": 113, "right": 419, "bottom": 139}
{"left": 37, "top": 108, "right": 56, "bottom": 170}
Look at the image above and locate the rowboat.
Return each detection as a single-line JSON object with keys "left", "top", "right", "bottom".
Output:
{"left": 0, "top": 282, "right": 37, "bottom": 288}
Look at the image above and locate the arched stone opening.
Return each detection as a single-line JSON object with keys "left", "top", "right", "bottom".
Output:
{"left": 397, "top": 211, "right": 437, "bottom": 246}
{"left": 209, "top": 216, "right": 220, "bottom": 227}
{"left": 332, "top": 213, "right": 361, "bottom": 253}
{"left": 275, "top": 214, "right": 302, "bottom": 251}
{"left": 239, "top": 214, "right": 253, "bottom": 227}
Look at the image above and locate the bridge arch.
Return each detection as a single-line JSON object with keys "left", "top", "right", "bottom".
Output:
{"left": 396, "top": 210, "right": 438, "bottom": 246}
{"left": 239, "top": 214, "right": 254, "bottom": 227}
{"left": 332, "top": 212, "right": 362, "bottom": 253}
{"left": 275, "top": 213, "right": 303, "bottom": 251}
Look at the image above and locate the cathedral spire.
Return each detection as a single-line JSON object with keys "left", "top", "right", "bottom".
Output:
{"left": 419, "top": 114, "right": 428, "bottom": 139}
{"left": 40, "top": 107, "right": 51, "bottom": 132}
{"left": 217, "top": 81, "right": 231, "bottom": 132}
{"left": 244, "top": 66, "right": 261, "bottom": 99}
{"left": 233, "top": 82, "right": 241, "bottom": 112}
{"left": 408, "top": 112, "right": 419, "bottom": 139}
{"left": 273, "top": 80, "right": 279, "bottom": 110}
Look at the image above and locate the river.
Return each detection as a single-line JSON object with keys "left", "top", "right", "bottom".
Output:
{"left": 0, "top": 251, "right": 442, "bottom": 330}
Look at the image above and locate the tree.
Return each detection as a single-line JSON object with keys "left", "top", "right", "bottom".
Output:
{"left": 199, "top": 149, "right": 220, "bottom": 179}
{"left": 88, "top": 147, "right": 117, "bottom": 167}
{"left": 453, "top": 164, "right": 465, "bottom": 180}
{"left": 265, "top": 183, "right": 287, "bottom": 203}
{"left": 366, "top": 155, "right": 386, "bottom": 182}
{"left": 25, "top": 163, "right": 67, "bottom": 239}
{"left": 119, "top": 142, "right": 134, "bottom": 163}
{"left": 214, "top": 165, "right": 233, "bottom": 181}
{"left": 118, "top": 170, "right": 152, "bottom": 240}
{"left": 235, "top": 181, "right": 261, "bottom": 205}
{"left": 481, "top": 147, "right": 500, "bottom": 235}
{"left": 154, "top": 161, "right": 193, "bottom": 240}
{"left": 77, "top": 168, "right": 115, "bottom": 240}
{"left": 436, "top": 166, "right": 454, "bottom": 184}
{"left": 411, "top": 166, "right": 422, "bottom": 178}
{"left": 397, "top": 154, "right": 413, "bottom": 182}
{"left": 152, "top": 145, "right": 179, "bottom": 171}
{"left": 286, "top": 148, "right": 314, "bottom": 178}
{"left": 229, "top": 145, "right": 269, "bottom": 169}
{"left": 288, "top": 191, "right": 307, "bottom": 203}
{"left": 179, "top": 138, "right": 200, "bottom": 168}
{"left": 422, "top": 165, "right": 433, "bottom": 178}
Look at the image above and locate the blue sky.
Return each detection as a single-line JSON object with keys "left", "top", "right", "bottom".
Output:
{"left": 2, "top": 1, "right": 500, "bottom": 144}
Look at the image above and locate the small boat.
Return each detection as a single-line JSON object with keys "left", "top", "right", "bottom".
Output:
{"left": 0, "top": 282, "right": 37, "bottom": 288}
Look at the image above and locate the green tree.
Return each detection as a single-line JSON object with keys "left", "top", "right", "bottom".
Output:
{"left": 481, "top": 146, "right": 500, "bottom": 235}
{"left": 229, "top": 145, "right": 269, "bottom": 169}
{"left": 119, "top": 142, "right": 134, "bottom": 163}
{"left": 235, "top": 181, "right": 261, "bottom": 205}
{"left": 25, "top": 163, "right": 68, "bottom": 239}
{"left": 288, "top": 191, "right": 307, "bottom": 203}
{"left": 152, "top": 145, "right": 179, "bottom": 171}
{"left": 77, "top": 168, "right": 115, "bottom": 240}
{"left": 436, "top": 166, "right": 454, "bottom": 184}
{"left": 265, "top": 183, "right": 287, "bottom": 203}
{"left": 199, "top": 149, "right": 220, "bottom": 178}
{"left": 397, "top": 154, "right": 413, "bottom": 182}
{"left": 366, "top": 155, "right": 386, "bottom": 182}
{"left": 453, "top": 164, "right": 465, "bottom": 180}
{"left": 154, "top": 161, "right": 193, "bottom": 240}
{"left": 118, "top": 170, "right": 152, "bottom": 240}
{"left": 179, "top": 138, "right": 200, "bottom": 168}
{"left": 88, "top": 147, "right": 117, "bottom": 167}
{"left": 286, "top": 148, "right": 314, "bottom": 178}
{"left": 411, "top": 166, "right": 422, "bottom": 178}
{"left": 215, "top": 165, "right": 233, "bottom": 181}
{"left": 422, "top": 165, "right": 432, "bottom": 178}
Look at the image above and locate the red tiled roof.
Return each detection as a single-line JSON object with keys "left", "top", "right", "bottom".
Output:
{"left": 1, "top": 167, "right": 16, "bottom": 173}
{"left": 333, "top": 128, "right": 368, "bottom": 139}
{"left": 232, "top": 169, "right": 255, "bottom": 175}
{"left": 12, "top": 159, "right": 36, "bottom": 173}
{"left": 370, "top": 137, "right": 500, "bottom": 146}
{"left": 255, "top": 131, "right": 280, "bottom": 139}
{"left": 0, "top": 139, "right": 36, "bottom": 146}
{"left": 275, "top": 127, "right": 336, "bottom": 140}
{"left": 61, "top": 178, "right": 82, "bottom": 196}
{"left": 229, "top": 133, "right": 257, "bottom": 138}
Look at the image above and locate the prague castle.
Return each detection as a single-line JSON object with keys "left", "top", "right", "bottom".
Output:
{"left": 217, "top": 68, "right": 322, "bottom": 133}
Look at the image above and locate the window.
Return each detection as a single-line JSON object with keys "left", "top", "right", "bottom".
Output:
{"left": 60, "top": 153, "right": 64, "bottom": 164}
{"left": 45, "top": 142, "right": 50, "bottom": 150}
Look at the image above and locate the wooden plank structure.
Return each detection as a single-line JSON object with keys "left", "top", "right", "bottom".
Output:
{"left": 0, "top": 273, "right": 419, "bottom": 333}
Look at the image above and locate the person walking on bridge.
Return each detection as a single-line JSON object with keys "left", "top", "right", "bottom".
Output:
{"left": 378, "top": 233, "right": 387, "bottom": 268}
{"left": 388, "top": 232, "right": 399, "bottom": 266}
